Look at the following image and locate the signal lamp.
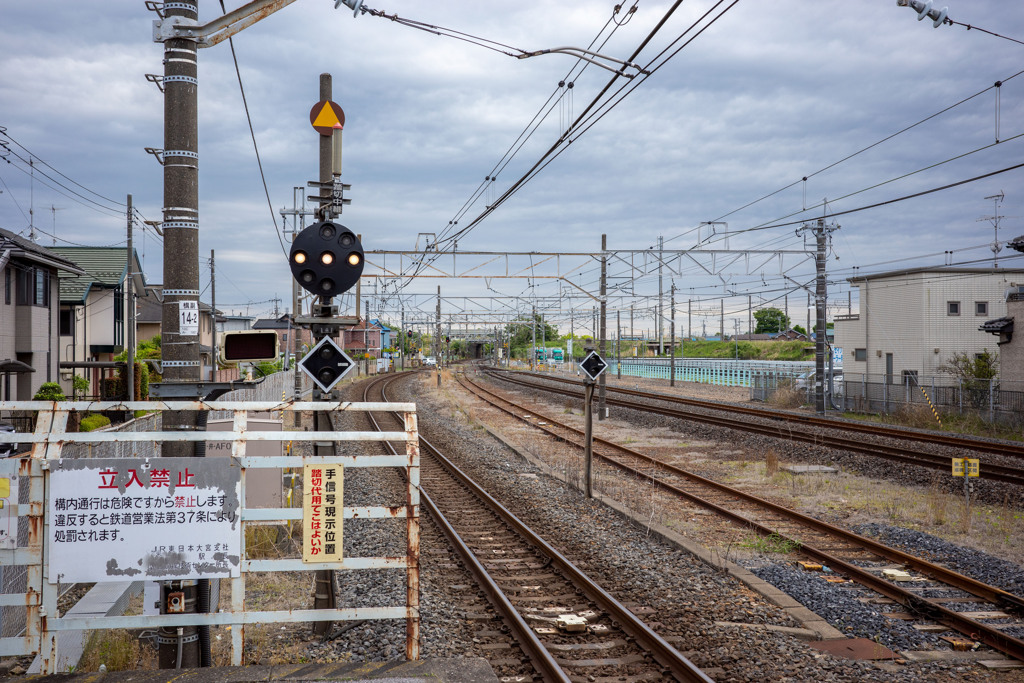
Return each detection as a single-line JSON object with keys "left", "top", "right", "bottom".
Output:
{"left": 289, "top": 221, "right": 364, "bottom": 298}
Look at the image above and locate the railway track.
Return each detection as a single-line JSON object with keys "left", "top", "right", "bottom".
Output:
{"left": 355, "top": 373, "right": 713, "bottom": 682}
{"left": 459, "top": 370, "right": 1024, "bottom": 663}
{"left": 484, "top": 368, "right": 1024, "bottom": 487}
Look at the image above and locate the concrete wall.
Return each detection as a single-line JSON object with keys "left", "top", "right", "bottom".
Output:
{"left": 836, "top": 270, "right": 1023, "bottom": 379}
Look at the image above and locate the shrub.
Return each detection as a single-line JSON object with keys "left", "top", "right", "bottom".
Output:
{"left": 33, "top": 382, "right": 66, "bottom": 401}
{"left": 80, "top": 414, "right": 112, "bottom": 432}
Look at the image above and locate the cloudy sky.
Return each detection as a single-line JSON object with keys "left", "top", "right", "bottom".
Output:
{"left": 1, "top": 1, "right": 1022, "bottom": 336}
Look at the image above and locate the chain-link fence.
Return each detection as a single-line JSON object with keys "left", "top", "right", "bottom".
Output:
{"left": 752, "top": 371, "right": 1024, "bottom": 425}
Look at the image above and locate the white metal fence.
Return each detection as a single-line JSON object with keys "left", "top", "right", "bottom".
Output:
{"left": 0, "top": 399, "right": 421, "bottom": 673}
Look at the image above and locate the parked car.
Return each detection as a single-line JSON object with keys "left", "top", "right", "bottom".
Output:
{"left": 0, "top": 422, "right": 19, "bottom": 457}
{"left": 795, "top": 369, "right": 844, "bottom": 395}
{"left": 423, "top": 357, "right": 437, "bottom": 366}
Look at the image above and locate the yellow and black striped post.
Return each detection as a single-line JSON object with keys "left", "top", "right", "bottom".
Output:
{"left": 919, "top": 386, "right": 942, "bottom": 428}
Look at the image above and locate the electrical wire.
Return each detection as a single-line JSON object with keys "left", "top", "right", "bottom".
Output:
{"left": 678, "top": 67, "right": 1024, "bottom": 240}
{"left": 218, "top": 0, "right": 288, "bottom": 259}
{"left": 439, "top": 0, "right": 739, "bottom": 251}
{"left": 948, "top": 19, "right": 1024, "bottom": 47}
{"left": 3, "top": 150, "right": 125, "bottom": 218}
{"left": 0, "top": 131, "right": 128, "bottom": 209}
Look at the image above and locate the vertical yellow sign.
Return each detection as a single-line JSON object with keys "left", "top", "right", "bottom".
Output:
{"left": 951, "top": 458, "right": 965, "bottom": 477}
{"left": 302, "top": 463, "right": 343, "bottom": 563}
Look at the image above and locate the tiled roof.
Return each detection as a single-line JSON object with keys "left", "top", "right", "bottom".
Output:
{"left": 979, "top": 317, "right": 1013, "bottom": 334}
{"left": 48, "top": 246, "right": 146, "bottom": 304}
{"left": 0, "top": 228, "right": 86, "bottom": 275}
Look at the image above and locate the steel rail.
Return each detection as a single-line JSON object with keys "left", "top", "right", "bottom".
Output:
{"left": 366, "top": 374, "right": 714, "bottom": 683}
{"left": 461, "top": 373, "right": 1024, "bottom": 662}
{"left": 506, "top": 369, "right": 1024, "bottom": 461}
{"left": 359, "top": 375, "right": 569, "bottom": 683}
{"left": 485, "top": 370, "right": 1024, "bottom": 487}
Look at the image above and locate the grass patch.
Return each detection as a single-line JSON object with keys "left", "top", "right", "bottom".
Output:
{"left": 739, "top": 532, "right": 801, "bottom": 554}
{"left": 77, "top": 629, "right": 148, "bottom": 672}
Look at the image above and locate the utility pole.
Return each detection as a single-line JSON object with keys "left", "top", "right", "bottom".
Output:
{"left": 531, "top": 305, "right": 536, "bottom": 371}
{"left": 154, "top": 0, "right": 201, "bottom": 668}
{"left": 720, "top": 299, "right": 724, "bottom": 340}
{"left": 436, "top": 286, "right": 441, "bottom": 387}
{"left": 658, "top": 235, "right": 664, "bottom": 355}
{"left": 747, "top": 294, "right": 752, "bottom": 339}
{"left": 126, "top": 195, "right": 135, "bottom": 401}
{"left": 616, "top": 310, "right": 621, "bottom": 380}
{"left": 598, "top": 234, "right": 607, "bottom": 420}
{"left": 210, "top": 249, "right": 216, "bottom": 380}
{"left": 798, "top": 217, "right": 836, "bottom": 414}
{"left": 670, "top": 284, "right": 676, "bottom": 387}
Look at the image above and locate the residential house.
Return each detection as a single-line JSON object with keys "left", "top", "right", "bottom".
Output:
{"left": 0, "top": 229, "right": 86, "bottom": 399}
{"left": 252, "top": 314, "right": 312, "bottom": 363}
{"left": 49, "top": 246, "right": 147, "bottom": 396}
{"left": 369, "top": 319, "right": 393, "bottom": 350}
{"left": 772, "top": 328, "right": 810, "bottom": 341}
{"left": 341, "top": 319, "right": 382, "bottom": 357}
{"left": 980, "top": 283, "right": 1023, "bottom": 386}
{"left": 834, "top": 267, "right": 1024, "bottom": 382}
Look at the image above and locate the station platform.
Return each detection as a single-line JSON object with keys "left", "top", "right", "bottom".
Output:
{"left": 23, "top": 659, "right": 499, "bottom": 683}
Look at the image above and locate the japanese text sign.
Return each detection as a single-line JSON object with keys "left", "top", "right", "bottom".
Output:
{"left": 47, "top": 458, "right": 241, "bottom": 583}
{"left": 302, "top": 462, "right": 343, "bottom": 563}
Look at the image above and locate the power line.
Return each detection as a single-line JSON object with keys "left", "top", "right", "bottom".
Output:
{"left": 218, "top": 0, "right": 288, "bottom": 258}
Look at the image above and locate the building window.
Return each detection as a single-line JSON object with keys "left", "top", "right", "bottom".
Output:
{"left": 14, "top": 266, "right": 48, "bottom": 307}
{"left": 59, "top": 308, "right": 74, "bottom": 336}
{"left": 975, "top": 301, "right": 988, "bottom": 316}
{"left": 854, "top": 348, "right": 867, "bottom": 362}
{"left": 34, "top": 268, "right": 48, "bottom": 306}
{"left": 947, "top": 301, "right": 960, "bottom": 316}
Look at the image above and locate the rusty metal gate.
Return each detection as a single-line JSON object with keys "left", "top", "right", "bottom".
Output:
{"left": 0, "top": 399, "right": 420, "bottom": 674}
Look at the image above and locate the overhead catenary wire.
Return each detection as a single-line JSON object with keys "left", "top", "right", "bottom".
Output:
{"left": 218, "top": 0, "right": 288, "bottom": 259}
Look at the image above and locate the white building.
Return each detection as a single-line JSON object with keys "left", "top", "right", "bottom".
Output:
{"left": 834, "top": 267, "right": 1024, "bottom": 382}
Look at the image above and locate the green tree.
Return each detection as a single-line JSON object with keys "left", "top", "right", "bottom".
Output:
{"left": 504, "top": 314, "right": 558, "bottom": 356}
{"left": 942, "top": 349, "right": 998, "bottom": 408}
{"left": 753, "top": 307, "right": 790, "bottom": 334}
{"left": 793, "top": 325, "right": 808, "bottom": 337}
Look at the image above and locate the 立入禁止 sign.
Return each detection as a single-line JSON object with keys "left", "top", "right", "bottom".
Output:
{"left": 47, "top": 458, "right": 241, "bottom": 583}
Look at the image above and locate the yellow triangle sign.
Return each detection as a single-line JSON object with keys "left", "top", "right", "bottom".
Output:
{"left": 313, "top": 103, "right": 341, "bottom": 129}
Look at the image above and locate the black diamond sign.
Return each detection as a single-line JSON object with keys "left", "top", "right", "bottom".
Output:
{"left": 579, "top": 351, "right": 608, "bottom": 381}
{"left": 299, "top": 335, "right": 355, "bottom": 393}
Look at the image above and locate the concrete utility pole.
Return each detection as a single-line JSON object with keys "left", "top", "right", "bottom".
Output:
{"left": 813, "top": 219, "right": 828, "bottom": 414}
{"left": 670, "top": 284, "right": 676, "bottom": 387}
{"left": 658, "top": 235, "right": 664, "bottom": 355}
{"left": 616, "top": 310, "right": 621, "bottom": 380}
{"left": 210, "top": 249, "right": 216, "bottom": 380}
{"left": 531, "top": 305, "right": 536, "bottom": 371}
{"left": 154, "top": 0, "right": 202, "bottom": 668}
{"left": 598, "top": 234, "right": 607, "bottom": 420}
{"left": 126, "top": 195, "right": 135, "bottom": 401}
{"left": 436, "top": 286, "right": 441, "bottom": 387}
